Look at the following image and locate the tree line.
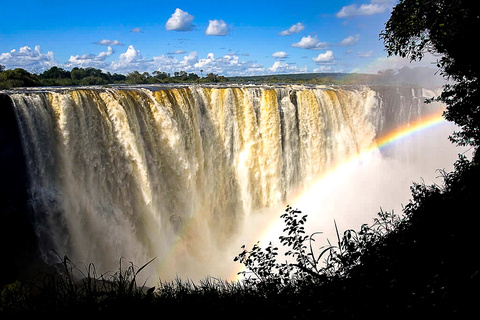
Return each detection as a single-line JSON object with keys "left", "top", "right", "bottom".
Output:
{"left": 0, "top": 65, "right": 228, "bottom": 89}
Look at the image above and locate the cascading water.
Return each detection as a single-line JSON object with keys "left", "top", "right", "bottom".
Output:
{"left": 3, "top": 84, "right": 454, "bottom": 282}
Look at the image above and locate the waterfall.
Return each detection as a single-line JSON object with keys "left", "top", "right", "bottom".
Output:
{"left": 5, "top": 84, "right": 445, "bottom": 281}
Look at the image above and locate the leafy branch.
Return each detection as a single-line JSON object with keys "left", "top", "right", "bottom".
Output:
{"left": 234, "top": 205, "right": 403, "bottom": 289}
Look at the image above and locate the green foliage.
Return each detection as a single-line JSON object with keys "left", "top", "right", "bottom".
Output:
{"left": 234, "top": 205, "right": 403, "bottom": 289}
{"left": 381, "top": 0, "right": 480, "bottom": 147}
{"left": 205, "top": 72, "right": 227, "bottom": 83}
{"left": 234, "top": 206, "right": 327, "bottom": 288}
{"left": 0, "top": 68, "right": 40, "bottom": 89}
{"left": 126, "top": 71, "right": 149, "bottom": 84}
{"left": 39, "top": 66, "right": 71, "bottom": 80}
{"left": 0, "top": 66, "right": 230, "bottom": 89}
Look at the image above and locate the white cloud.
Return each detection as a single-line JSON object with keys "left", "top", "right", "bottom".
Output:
{"left": 313, "top": 65, "right": 334, "bottom": 72}
{"left": 354, "top": 53, "right": 440, "bottom": 74}
{"left": 66, "top": 47, "right": 115, "bottom": 69}
{"left": 340, "top": 34, "right": 360, "bottom": 46}
{"left": 279, "top": 23, "right": 305, "bottom": 36}
{"left": 151, "top": 51, "right": 265, "bottom": 76}
{"left": 110, "top": 45, "right": 152, "bottom": 72}
{"left": 291, "top": 35, "right": 327, "bottom": 50}
{"left": 268, "top": 61, "right": 288, "bottom": 72}
{"left": 205, "top": 19, "right": 229, "bottom": 36}
{"left": 193, "top": 52, "right": 262, "bottom": 75}
{"left": 2, "top": 43, "right": 296, "bottom": 77}
{"left": 194, "top": 52, "right": 215, "bottom": 70}
{"left": 130, "top": 27, "right": 142, "bottom": 33}
{"left": 119, "top": 46, "right": 142, "bottom": 63}
{"left": 336, "top": 1, "right": 391, "bottom": 18}
{"left": 269, "top": 61, "right": 285, "bottom": 72}
{"left": 272, "top": 51, "right": 288, "bottom": 59}
{"left": 357, "top": 50, "right": 374, "bottom": 58}
{"left": 268, "top": 61, "right": 307, "bottom": 74}
{"left": 313, "top": 50, "right": 335, "bottom": 63}
{"left": 88, "top": 46, "right": 265, "bottom": 76}
{"left": 165, "top": 8, "right": 195, "bottom": 31}
{"left": 0, "top": 45, "right": 56, "bottom": 71}
{"left": 95, "top": 39, "right": 124, "bottom": 46}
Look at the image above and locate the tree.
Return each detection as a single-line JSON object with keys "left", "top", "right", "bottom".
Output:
{"left": 187, "top": 72, "right": 199, "bottom": 82}
{"left": 206, "top": 73, "right": 217, "bottom": 82}
{"left": 79, "top": 76, "right": 108, "bottom": 86}
{"left": 39, "top": 66, "right": 71, "bottom": 80}
{"left": 173, "top": 70, "right": 188, "bottom": 81}
{"left": 0, "top": 68, "right": 40, "bottom": 89}
{"left": 152, "top": 71, "right": 169, "bottom": 80}
{"left": 71, "top": 67, "right": 89, "bottom": 81}
{"left": 107, "top": 72, "right": 127, "bottom": 82}
{"left": 126, "top": 71, "right": 150, "bottom": 84}
{"left": 380, "top": 0, "right": 480, "bottom": 147}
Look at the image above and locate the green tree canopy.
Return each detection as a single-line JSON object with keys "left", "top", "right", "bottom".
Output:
{"left": 381, "top": 0, "right": 480, "bottom": 147}
{"left": 39, "top": 66, "right": 71, "bottom": 80}
{"left": 0, "top": 68, "right": 40, "bottom": 89}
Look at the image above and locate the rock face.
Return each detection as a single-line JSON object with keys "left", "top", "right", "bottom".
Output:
{"left": 0, "top": 94, "right": 36, "bottom": 285}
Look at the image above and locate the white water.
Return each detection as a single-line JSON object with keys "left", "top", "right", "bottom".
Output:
{"left": 9, "top": 84, "right": 458, "bottom": 283}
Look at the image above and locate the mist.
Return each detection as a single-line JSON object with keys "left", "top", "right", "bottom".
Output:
{"left": 229, "top": 119, "right": 470, "bottom": 279}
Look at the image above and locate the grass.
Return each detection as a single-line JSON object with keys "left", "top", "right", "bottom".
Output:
{"left": 1, "top": 155, "right": 480, "bottom": 318}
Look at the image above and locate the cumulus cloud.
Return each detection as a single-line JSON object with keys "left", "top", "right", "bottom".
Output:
{"left": 165, "top": 8, "right": 195, "bottom": 31}
{"left": 336, "top": 1, "right": 392, "bottom": 18}
{"left": 66, "top": 47, "right": 115, "bottom": 69}
{"left": 272, "top": 51, "right": 288, "bottom": 59}
{"left": 193, "top": 52, "right": 263, "bottom": 75}
{"left": 1, "top": 43, "right": 269, "bottom": 76}
{"left": 313, "top": 50, "right": 335, "bottom": 63}
{"left": 95, "top": 39, "right": 124, "bottom": 46}
{"left": 0, "top": 45, "right": 56, "bottom": 71}
{"left": 147, "top": 51, "right": 264, "bottom": 76}
{"left": 340, "top": 34, "right": 360, "bottom": 46}
{"left": 205, "top": 19, "right": 229, "bottom": 36}
{"left": 110, "top": 45, "right": 153, "bottom": 72}
{"left": 291, "top": 35, "right": 327, "bottom": 50}
{"left": 194, "top": 52, "right": 216, "bottom": 70}
{"left": 279, "top": 23, "right": 305, "bottom": 36}
{"left": 268, "top": 61, "right": 307, "bottom": 73}
{"left": 75, "top": 45, "right": 264, "bottom": 76}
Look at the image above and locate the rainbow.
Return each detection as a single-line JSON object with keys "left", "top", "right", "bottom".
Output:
{"left": 231, "top": 110, "right": 447, "bottom": 280}
{"left": 375, "top": 111, "right": 446, "bottom": 151}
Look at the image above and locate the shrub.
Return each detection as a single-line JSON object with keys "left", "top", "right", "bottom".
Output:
{"left": 234, "top": 205, "right": 404, "bottom": 289}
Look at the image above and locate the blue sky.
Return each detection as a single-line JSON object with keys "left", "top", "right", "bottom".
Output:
{"left": 0, "top": 0, "right": 429, "bottom": 76}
